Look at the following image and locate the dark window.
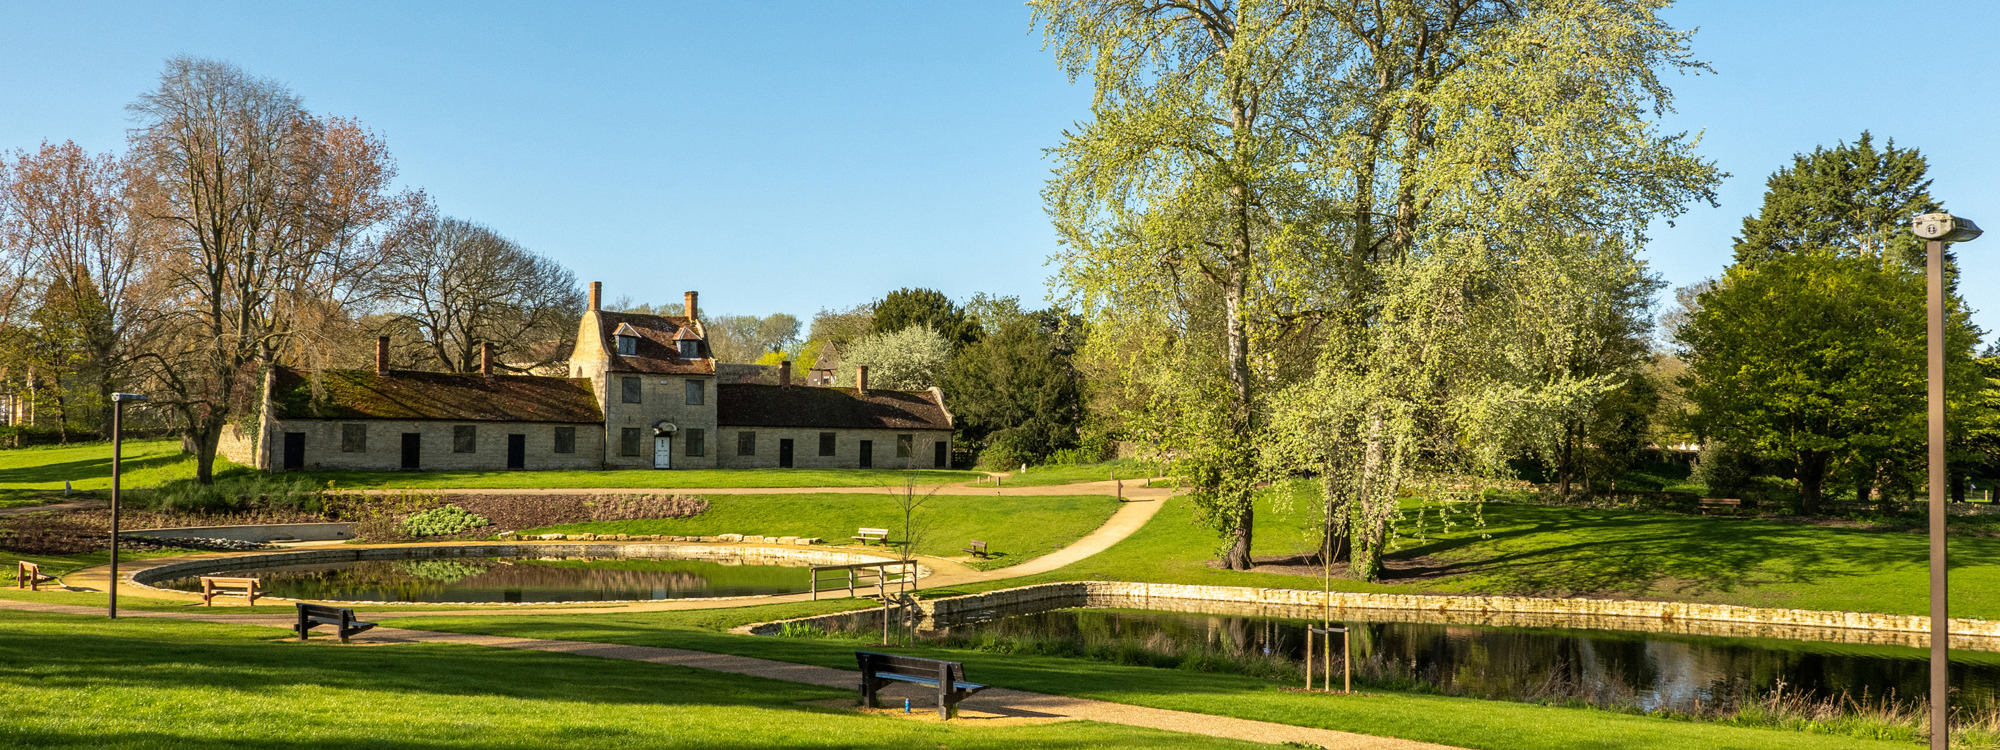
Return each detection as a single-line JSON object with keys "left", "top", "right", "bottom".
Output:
{"left": 621, "top": 376, "right": 642, "bottom": 404}
{"left": 685, "top": 379, "right": 704, "bottom": 405}
{"left": 617, "top": 335, "right": 638, "bottom": 356}
{"left": 340, "top": 424, "right": 367, "bottom": 453}
{"left": 685, "top": 428, "right": 706, "bottom": 457}
{"left": 620, "top": 427, "right": 642, "bottom": 457}
{"left": 819, "top": 432, "right": 836, "bottom": 456}
{"left": 896, "top": 434, "right": 913, "bottom": 459}
{"left": 553, "top": 426, "right": 576, "bottom": 454}
{"left": 678, "top": 340, "right": 701, "bottom": 359}
{"left": 453, "top": 425, "right": 477, "bottom": 453}
{"left": 737, "top": 431, "right": 756, "bottom": 456}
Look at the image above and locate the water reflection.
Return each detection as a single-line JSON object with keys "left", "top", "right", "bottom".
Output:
{"left": 159, "top": 556, "right": 811, "bottom": 603}
{"left": 902, "top": 608, "right": 2000, "bottom": 713}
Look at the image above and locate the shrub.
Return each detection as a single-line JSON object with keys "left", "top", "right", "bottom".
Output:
{"left": 144, "top": 475, "right": 324, "bottom": 514}
{"left": 397, "top": 505, "right": 490, "bottom": 537}
{"left": 977, "top": 431, "right": 1038, "bottom": 471}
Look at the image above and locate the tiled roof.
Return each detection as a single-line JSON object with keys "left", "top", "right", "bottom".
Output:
{"left": 597, "top": 311, "right": 715, "bottom": 375}
{"left": 716, "top": 384, "right": 951, "bottom": 430}
{"left": 270, "top": 367, "right": 602, "bottom": 423}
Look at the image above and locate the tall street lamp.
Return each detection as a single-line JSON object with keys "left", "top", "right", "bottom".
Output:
{"left": 107, "top": 392, "right": 146, "bottom": 619}
{"left": 1912, "top": 212, "right": 1981, "bottom": 750}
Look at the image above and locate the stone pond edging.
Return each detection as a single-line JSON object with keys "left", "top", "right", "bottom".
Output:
{"left": 741, "top": 580, "right": 2000, "bottom": 650}
{"left": 126, "top": 542, "right": 919, "bottom": 605}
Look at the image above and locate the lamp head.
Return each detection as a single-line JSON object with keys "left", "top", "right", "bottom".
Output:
{"left": 110, "top": 393, "right": 147, "bottom": 402}
{"left": 1913, "top": 213, "right": 1983, "bottom": 243}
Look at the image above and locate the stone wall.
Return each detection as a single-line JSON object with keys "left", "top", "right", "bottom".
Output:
{"left": 263, "top": 419, "right": 605, "bottom": 472}
{"left": 744, "top": 580, "right": 2000, "bottom": 650}
{"left": 598, "top": 371, "right": 720, "bottom": 470}
{"left": 713, "top": 427, "right": 950, "bottom": 470}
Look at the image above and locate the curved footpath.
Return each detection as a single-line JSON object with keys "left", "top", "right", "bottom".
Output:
{"left": 14, "top": 479, "right": 1459, "bottom": 748}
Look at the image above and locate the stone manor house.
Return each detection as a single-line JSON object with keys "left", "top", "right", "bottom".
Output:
{"left": 219, "top": 283, "right": 954, "bottom": 472}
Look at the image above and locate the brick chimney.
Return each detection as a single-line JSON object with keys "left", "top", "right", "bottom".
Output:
{"left": 375, "top": 336, "right": 390, "bottom": 375}
{"left": 779, "top": 360, "right": 792, "bottom": 388}
{"left": 684, "top": 290, "right": 698, "bottom": 319}
{"left": 480, "top": 341, "right": 495, "bottom": 376}
{"left": 856, "top": 365, "right": 869, "bottom": 396}
{"left": 589, "top": 281, "right": 602, "bottom": 312}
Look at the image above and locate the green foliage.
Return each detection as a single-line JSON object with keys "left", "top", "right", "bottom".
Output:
{"left": 836, "top": 325, "right": 951, "bottom": 390}
{"left": 396, "top": 504, "right": 490, "bottom": 537}
{"left": 1734, "top": 132, "right": 1939, "bottom": 268}
{"left": 976, "top": 432, "right": 1039, "bottom": 471}
{"left": 871, "top": 287, "right": 978, "bottom": 349}
{"left": 945, "top": 314, "right": 1085, "bottom": 462}
{"left": 142, "top": 474, "right": 323, "bottom": 514}
{"left": 1679, "top": 249, "right": 1980, "bottom": 512}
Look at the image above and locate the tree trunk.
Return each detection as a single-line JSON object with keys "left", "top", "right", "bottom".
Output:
{"left": 1953, "top": 470, "right": 1966, "bottom": 504}
{"left": 1318, "top": 468, "right": 1351, "bottom": 565}
{"left": 1796, "top": 450, "right": 1829, "bottom": 515}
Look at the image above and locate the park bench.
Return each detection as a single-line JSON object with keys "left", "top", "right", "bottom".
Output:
{"left": 855, "top": 651, "right": 989, "bottom": 719}
{"left": 1699, "top": 498, "right": 1744, "bottom": 516}
{"left": 199, "top": 576, "right": 263, "bottom": 606}
{"left": 293, "top": 602, "right": 376, "bottom": 643}
{"left": 961, "top": 540, "right": 988, "bottom": 558}
{"left": 15, "top": 561, "right": 55, "bottom": 591}
{"left": 852, "top": 528, "right": 889, "bottom": 546}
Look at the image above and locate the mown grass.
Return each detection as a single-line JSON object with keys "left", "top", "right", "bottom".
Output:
{"left": 916, "top": 491, "right": 2000, "bottom": 621}
{"left": 401, "top": 605, "right": 1928, "bottom": 750}
{"left": 0, "top": 439, "right": 199, "bottom": 491}
{"left": 304, "top": 467, "right": 983, "bottom": 489}
{"left": 534, "top": 492, "right": 1122, "bottom": 569}
{"left": 0, "top": 609, "right": 1257, "bottom": 750}
{"left": 993, "top": 459, "right": 1165, "bottom": 487}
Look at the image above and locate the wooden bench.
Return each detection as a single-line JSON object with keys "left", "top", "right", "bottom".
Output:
{"left": 200, "top": 576, "right": 263, "bottom": 606}
{"left": 852, "top": 528, "right": 889, "bottom": 546}
{"left": 293, "top": 602, "right": 376, "bottom": 643}
{"left": 856, "top": 651, "right": 988, "bottom": 719}
{"left": 1699, "top": 498, "right": 1744, "bottom": 515}
{"left": 961, "top": 540, "right": 988, "bottom": 558}
{"left": 15, "top": 561, "right": 55, "bottom": 591}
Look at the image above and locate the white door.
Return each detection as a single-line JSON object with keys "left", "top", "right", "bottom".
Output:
{"left": 654, "top": 435, "right": 672, "bottom": 469}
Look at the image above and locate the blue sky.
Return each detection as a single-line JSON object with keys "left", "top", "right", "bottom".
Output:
{"left": 2, "top": 1, "right": 1996, "bottom": 339}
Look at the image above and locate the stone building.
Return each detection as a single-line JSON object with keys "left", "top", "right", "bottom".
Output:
{"left": 221, "top": 283, "right": 953, "bottom": 472}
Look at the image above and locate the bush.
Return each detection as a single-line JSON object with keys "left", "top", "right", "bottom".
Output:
{"left": 144, "top": 475, "right": 324, "bottom": 515}
{"left": 397, "top": 505, "right": 490, "bottom": 537}
{"left": 977, "top": 432, "right": 1038, "bottom": 471}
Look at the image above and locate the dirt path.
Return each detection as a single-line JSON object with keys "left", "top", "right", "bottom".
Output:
{"left": 352, "top": 477, "right": 1174, "bottom": 500}
{"left": 0, "top": 597, "right": 1457, "bottom": 749}
{"left": 0, "top": 498, "right": 105, "bottom": 517}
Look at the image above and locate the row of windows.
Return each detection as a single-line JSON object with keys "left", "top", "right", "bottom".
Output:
{"left": 621, "top": 377, "right": 705, "bottom": 406}
{"left": 730, "top": 431, "right": 915, "bottom": 457}
{"left": 339, "top": 424, "right": 579, "bottom": 454}
{"left": 618, "top": 427, "right": 710, "bottom": 457}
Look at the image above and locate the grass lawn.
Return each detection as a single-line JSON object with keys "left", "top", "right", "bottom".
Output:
{"left": 304, "top": 466, "right": 982, "bottom": 489}
{"left": 918, "top": 492, "right": 2000, "bottom": 621}
{"left": 399, "top": 604, "right": 1925, "bottom": 750}
{"left": 0, "top": 609, "right": 1256, "bottom": 750}
{"left": 536, "top": 492, "right": 1123, "bottom": 569}
{"left": 995, "top": 458, "right": 1164, "bottom": 487}
{"left": 0, "top": 439, "right": 196, "bottom": 491}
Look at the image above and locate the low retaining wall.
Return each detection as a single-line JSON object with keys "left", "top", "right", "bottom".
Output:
{"left": 125, "top": 523, "right": 355, "bottom": 543}
{"left": 744, "top": 580, "right": 2000, "bottom": 650}
{"left": 128, "top": 543, "right": 917, "bottom": 604}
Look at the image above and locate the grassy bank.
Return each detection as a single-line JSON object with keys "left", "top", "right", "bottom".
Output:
{"left": 535, "top": 492, "right": 1122, "bottom": 569}
{"left": 0, "top": 609, "right": 1254, "bottom": 750}
{"left": 996, "top": 459, "right": 1164, "bottom": 487}
{"left": 400, "top": 604, "right": 1930, "bottom": 750}
{"left": 0, "top": 439, "right": 194, "bottom": 491}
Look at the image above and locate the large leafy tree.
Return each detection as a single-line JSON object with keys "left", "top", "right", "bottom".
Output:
{"left": 872, "top": 288, "right": 978, "bottom": 349}
{"left": 1679, "top": 251, "right": 1978, "bottom": 513}
{"left": 944, "top": 303, "right": 1086, "bottom": 462}
{"left": 1040, "top": 0, "right": 1717, "bottom": 574}
{"left": 1682, "top": 135, "right": 1981, "bottom": 513}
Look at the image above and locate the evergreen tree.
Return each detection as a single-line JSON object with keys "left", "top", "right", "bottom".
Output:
{"left": 1734, "top": 132, "right": 1939, "bottom": 267}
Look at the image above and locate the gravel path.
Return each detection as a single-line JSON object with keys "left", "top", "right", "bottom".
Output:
{"left": 0, "top": 597, "right": 1458, "bottom": 749}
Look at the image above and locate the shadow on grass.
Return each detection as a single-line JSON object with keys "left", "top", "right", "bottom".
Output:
{"left": 1389, "top": 503, "right": 2000, "bottom": 598}
{"left": 0, "top": 451, "right": 186, "bottom": 486}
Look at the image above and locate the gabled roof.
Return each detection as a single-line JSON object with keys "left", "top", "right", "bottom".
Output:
{"left": 716, "top": 384, "right": 951, "bottom": 430}
{"left": 269, "top": 367, "right": 602, "bottom": 423}
{"left": 595, "top": 311, "right": 715, "bottom": 375}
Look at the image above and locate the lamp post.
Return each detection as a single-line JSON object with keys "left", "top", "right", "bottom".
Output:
{"left": 107, "top": 392, "right": 146, "bottom": 619}
{"left": 1912, "top": 212, "right": 1981, "bottom": 750}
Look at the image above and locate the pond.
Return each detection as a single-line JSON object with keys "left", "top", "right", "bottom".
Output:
{"left": 858, "top": 607, "right": 2000, "bottom": 714}
{"left": 157, "top": 555, "right": 813, "bottom": 603}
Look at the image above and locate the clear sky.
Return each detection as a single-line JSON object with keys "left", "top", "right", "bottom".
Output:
{"left": 2, "top": 1, "right": 1996, "bottom": 339}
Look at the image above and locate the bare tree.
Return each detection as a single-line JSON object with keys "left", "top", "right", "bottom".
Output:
{"left": 1, "top": 141, "right": 158, "bottom": 434}
{"left": 374, "top": 210, "right": 581, "bottom": 373}
{"left": 127, "top": 57, "right": 403, "bottom": 482}
{"left": 702, "top": 313, "right": 801, "bottom": 364}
